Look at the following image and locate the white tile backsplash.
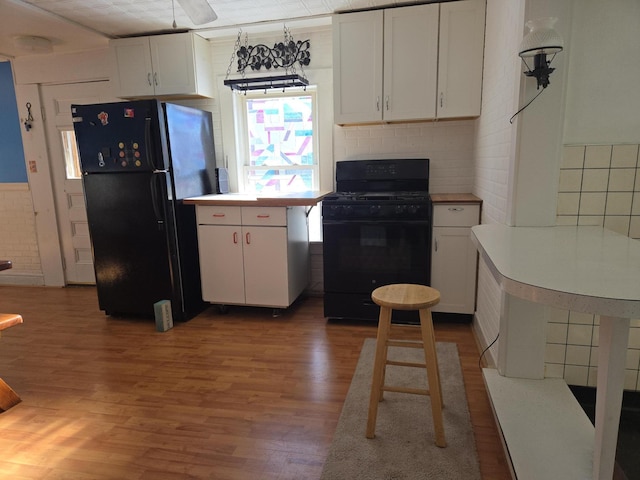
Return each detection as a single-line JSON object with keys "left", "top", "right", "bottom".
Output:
{"left": 612, "top": 144, "right": 639, "bottom": 168}
{"left": 568, "top": 311, "right": 595, "bottom": 325}
{"left": 608, "top": 168, "right": 635, "bottom": 191}
{"left": 558, "top": 169, "right": 583, "bottom": 192}
{"left": 557, "top": 192, "right": 580, "bottom": 215}
{"left": 552, "top": 146, "right": 640, "bottom": 390}
{"left": 561, "top": 145, "right": 585, "bottom": 169}
{"left": 579, "top": 192, "right": 606, "bottom": 215}
{"left": 581, "top": 169, "right": 609, "bottom": 191}
{"left": 584, "top": 145, "right": 612, "bottom": 168}
{"left": 606, "top": 192, "right": 633, "bottom": 215}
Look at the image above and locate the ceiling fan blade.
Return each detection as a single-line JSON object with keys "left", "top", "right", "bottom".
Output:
{"left": 176, "top": 0, "right": 217, "bottom": 25}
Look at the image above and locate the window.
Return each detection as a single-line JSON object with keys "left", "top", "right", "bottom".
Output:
{"left": 237, "top": 88, "right": 319, "bottom": 194}
{"left": 60, "top": 128, "right": 81, "bottom": 179}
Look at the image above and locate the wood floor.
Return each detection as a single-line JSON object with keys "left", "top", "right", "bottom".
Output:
{"left": 0, "top": 285, "right": 511, "bottom": 479}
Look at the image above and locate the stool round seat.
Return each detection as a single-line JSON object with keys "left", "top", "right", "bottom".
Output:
{"left": 372, "top": 284, "right": 440, "bottom": 311}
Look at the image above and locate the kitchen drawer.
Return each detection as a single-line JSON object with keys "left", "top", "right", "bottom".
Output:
{"left": 241, "top": 207, "right": 287, "bottom": 226}
{"left": 196, "top": 206, "right": 241, "bottom": 225}
{"left": 433, "top": 203, "right": 480, "bottom": 227}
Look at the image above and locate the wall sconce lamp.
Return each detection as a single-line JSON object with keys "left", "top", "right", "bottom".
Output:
{"left": 510, "top": 17, "right": 564, "bottom": 123}
{"left": 518, "top": 17, "right": 564, "bottom": 89}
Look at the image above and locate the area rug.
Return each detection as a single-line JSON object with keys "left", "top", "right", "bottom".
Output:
{"left": 320, "top": 339, "right": 481, "bottom": 480}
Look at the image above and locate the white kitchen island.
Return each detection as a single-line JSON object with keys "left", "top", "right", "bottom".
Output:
{"left": 184, "top": 191, "right": 329, "bottom": 310}
{"left": 472, "top": 224, "right": 640, "bottom": 480}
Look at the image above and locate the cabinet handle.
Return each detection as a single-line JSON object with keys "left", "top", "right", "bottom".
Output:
{"left": 147, "top": 73, "right": 152, "bottom": 86}
{"left": 376, "top": 96, "right": 380, "bottom": 111}
{"left": 435, "top": 239, "right": 438, "bottom": 252}
{"left": 153, "top": 72, "right": 158, "bottom": 86}
{"left": 448, "top": 207, "right": 464, "bottom": 212}
{"left": 233, "top": 232, "right": 238, "bottom": 244}
{"left": 212, "top": 213, "right": 226, "bottom": 218}
{"left": 385, "top": 95, "right": 389, "bottom": 111}
{"left": 257, "top": 214, "right": 270, "bottom": 218}
{"left": 245, "top": 232, "right": 251, "bottom": 244}
{"left": 440, "top": 92, "right": 444, "bottom": 108}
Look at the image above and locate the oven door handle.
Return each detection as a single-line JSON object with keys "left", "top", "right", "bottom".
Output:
{"left": 323, "top": 219, "right": 431, "bottom": 226}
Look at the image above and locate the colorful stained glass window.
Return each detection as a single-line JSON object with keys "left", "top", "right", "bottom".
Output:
{"left": 242, "top": 93, "right": 317, "bottom": 193}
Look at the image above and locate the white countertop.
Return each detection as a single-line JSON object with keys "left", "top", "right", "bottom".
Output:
{"left": 471, "top": 224, "right": 640, "bottom": 318}
{"left": 183, "top": 190, "right": 330, "bottom": 207}
{"left": 472, "top": 223, "right": 640, "bottom": 479}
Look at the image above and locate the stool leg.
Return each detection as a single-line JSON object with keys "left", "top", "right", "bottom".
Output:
{"left": 366, "top": 305, "right": 392, "bottom": 439}
{"left": 419, "top": 307, "right": 446, "bottom": 447}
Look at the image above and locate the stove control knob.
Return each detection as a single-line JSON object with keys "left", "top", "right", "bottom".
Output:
{"left": 369, "top": 205, "right": 382, "bottom": 216}
{"left": 396, "top": 205, "right": 407, "bottom": 215}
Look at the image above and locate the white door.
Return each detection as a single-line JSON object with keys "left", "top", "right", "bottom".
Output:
{"left": 41, "top": 81, "right": 116, "bottom": 284}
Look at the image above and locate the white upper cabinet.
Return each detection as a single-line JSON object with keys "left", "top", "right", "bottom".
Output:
{"left": 332, "top": 10, "right": 384, "bottom": 124}
{"left": 111, "top": 32, "right": 214, "bottom": 99}
{"left": 437, "top": 0, "right": 486, "bottom": 119}
{"left": 333, "top": 0, "right": 486, "bottom": 124}
{"left": 383, "top": 5, "right": 439, "bottom": 122}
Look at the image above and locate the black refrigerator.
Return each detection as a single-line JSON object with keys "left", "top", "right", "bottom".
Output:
{"left": 71, "top": 99, "right": 216, "bottom": 322}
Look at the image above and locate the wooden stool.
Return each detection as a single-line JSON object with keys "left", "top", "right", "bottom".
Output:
{"left": 366, "top": 284, "right": 445, "bottom": 447}
{"left": 0, "top": 313, "right": 23, "bottom": 412}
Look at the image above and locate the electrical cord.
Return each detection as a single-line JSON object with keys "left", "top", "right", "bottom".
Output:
{"left": 509, "top": 88, "right": 546, "bottom": 124}
{"left": 478, "top": 333, "right": 499, "bottom": 369}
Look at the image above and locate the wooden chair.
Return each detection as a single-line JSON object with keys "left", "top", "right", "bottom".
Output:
{"left": 366, "top": 284, "right": 445, "bottom": 447}
{"left": 0, "top": 313, "right": 23, "bottom": 412}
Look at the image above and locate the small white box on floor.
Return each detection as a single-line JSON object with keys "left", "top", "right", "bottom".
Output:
{"left": 154, "top": 300, "right": 173, "bottom": 332}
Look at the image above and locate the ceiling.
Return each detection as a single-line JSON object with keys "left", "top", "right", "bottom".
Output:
{"left": 0, "top": 0, "right": 415, "bottom": 59}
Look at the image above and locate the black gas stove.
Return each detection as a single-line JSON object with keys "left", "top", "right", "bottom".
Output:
{"left": 322, "top": 159, "right": 431, "bottom": 323}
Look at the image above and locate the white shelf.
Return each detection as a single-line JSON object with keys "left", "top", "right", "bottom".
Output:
{"left": 483, "top": 369, "right": 594, "bottom": 480}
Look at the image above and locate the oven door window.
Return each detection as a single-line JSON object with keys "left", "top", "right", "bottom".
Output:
{"left": 323, "top": 221, "right": 430, "bottom": 293}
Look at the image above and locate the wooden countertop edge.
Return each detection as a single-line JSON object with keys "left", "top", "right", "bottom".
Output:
{"left": 430, "top": 193, "right": 482, "bottom": 204}
{"left": 183, "top": 191, "right": 331, "bottom": 207}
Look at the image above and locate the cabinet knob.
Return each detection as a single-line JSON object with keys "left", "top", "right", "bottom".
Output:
{"left": 153, "top": 72, "right": 158, "bottom": 86}
{"left": 147, "top": 73, "right": 152, "bottom": 86}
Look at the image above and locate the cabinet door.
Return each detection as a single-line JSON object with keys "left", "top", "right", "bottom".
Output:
{"left": 111, "top": 37, "right": 155, "bottom": 98}
{"left": 437, "top": 0, "right": 486, "bottom": 119}
{"left": 333, "top": 10, "right": 383, "bottom": 124}
{"left": 242, "top": 226, "right": 290, "bottom": 307}
{"left": 149, "top": 33, "right": 197, "bottom": 96}
{"left": 383, "top": 4, "right": 439, "bottom": 122}
{"left": 197, "top": 225, "right": 245, "bottom": 304}
{"left": 431, "top": 227, "right": 478, "bottom": 314}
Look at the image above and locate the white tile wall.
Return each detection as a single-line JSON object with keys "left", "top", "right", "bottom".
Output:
{"left": 0, "top": 184, "right": 42, "bottom": 281}
{"left": 471, "top": 0, "right": 523, "bottom": 366}
{"left": 550, "top": 143, "right": 640, "bottom": 390}
{"left": 333, "top": 120, "right": 476, "bottom": 193}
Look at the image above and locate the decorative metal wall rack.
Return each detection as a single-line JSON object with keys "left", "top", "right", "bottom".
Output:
{"left": 224, "top": 27, "right": 311, "bottom": 92}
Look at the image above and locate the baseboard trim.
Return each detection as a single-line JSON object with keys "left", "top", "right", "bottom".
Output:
{"left": 0, "top": 273, "right": 45, "bottom": 286}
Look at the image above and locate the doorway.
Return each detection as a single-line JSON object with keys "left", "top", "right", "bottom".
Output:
{"left": 41, "top": 81, "right": 116, "bottom": 284}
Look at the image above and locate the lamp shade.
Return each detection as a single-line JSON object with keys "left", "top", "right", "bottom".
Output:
{"left": 518, "top": 17, "right": 563, "bottom": 58}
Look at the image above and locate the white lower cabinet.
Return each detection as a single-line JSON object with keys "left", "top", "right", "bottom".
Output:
{"left": 196, "top": 206, "right": 309, "bottom": 308}
{"left": 431, "top": 203, "right": 481, "bottom": 315}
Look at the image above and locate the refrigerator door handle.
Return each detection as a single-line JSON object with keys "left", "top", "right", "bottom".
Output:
{"left": 144, "top": 116, "right": 157, "bottom": 170}
{"left": 150, "top": 174, "right": 165, "bottom": 229}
